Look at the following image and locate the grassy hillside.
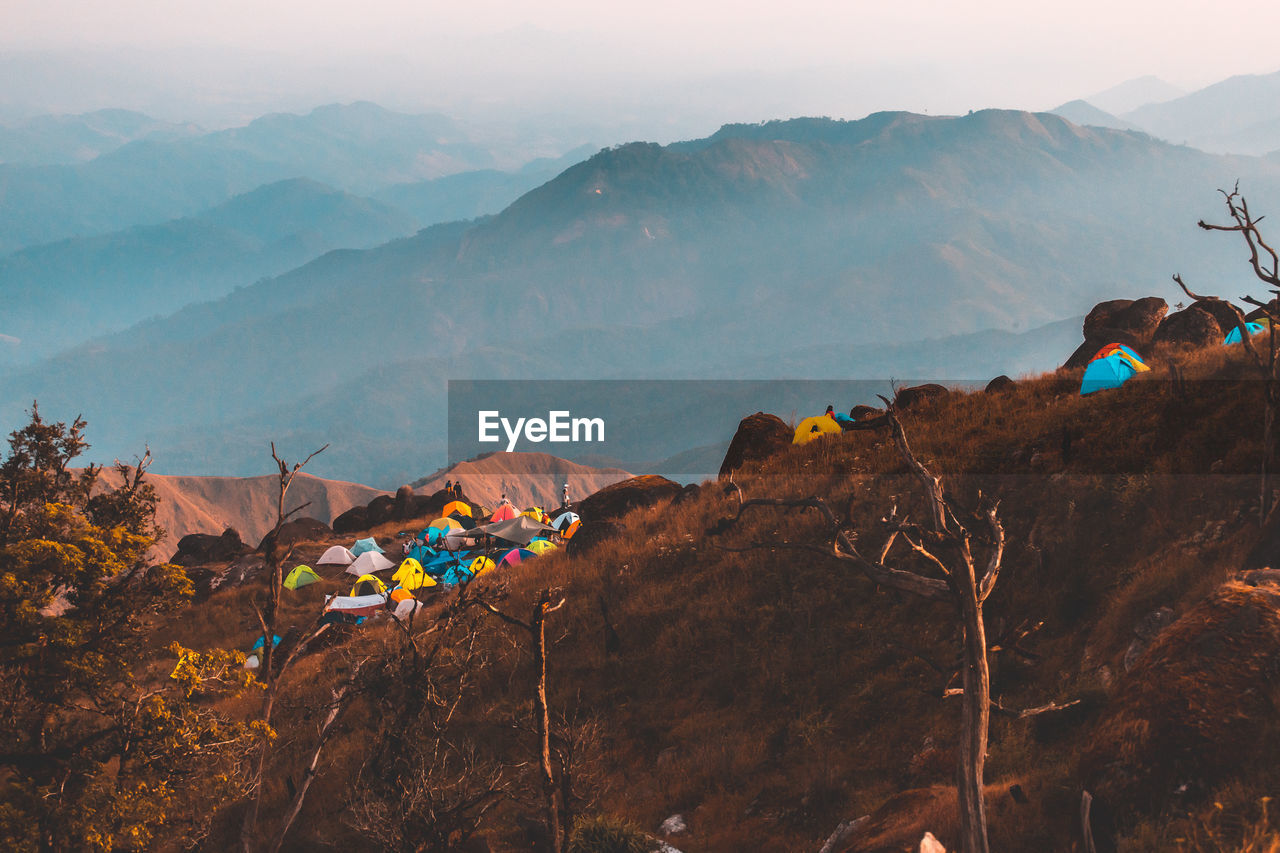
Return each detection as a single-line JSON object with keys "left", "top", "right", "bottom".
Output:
{"left": 149, "top": 341, "right": 1280, "bottom": 851}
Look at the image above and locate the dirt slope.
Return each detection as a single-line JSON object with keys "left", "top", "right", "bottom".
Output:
{"left": 91, "top": 469, "right": 386, "bottom": 558}
{"left": 414, "top": 451, "right": 632, "bottom": 509}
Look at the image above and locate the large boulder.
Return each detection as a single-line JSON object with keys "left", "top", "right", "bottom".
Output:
{"left": 719, "top": 412, "right": 791, "bottom": 478}
{"left": 1191, "top": 299, "right": 1246, "bottom": 333}
{"left": 849, "top": 405, "right": 882, "bottom": 421}
{"left": 393, "top": 485, "right": 417, "bottom": 520}
{"left": 365, "top": 494, "right": 396, "bottom": 527}
{"left": 1065, "top": 297, "right": 1168, "bottom": 369}
{"left": 1062, "top": 329, "right": 1145, "bottom": 369}
{"left": 1151, "top": 306, "right": 1222, "bottom": 348}
{"left": 1246, "top": 298, "right": 1279, "bottom": 321}
{"left": 577, "top": 475, "right": 684, "bottom": 522}
{"left": 894, "top": 384, "right": 949, "bottom": 410}
{"left": 257, "top": 517, "right": 332, "bottom": 554}
{"left": 1083, "top": 297, "right": 1168, "bottom": 342}
{"left": 332, "top": 504, "right": 369, "bottom": 535}
{"left": 170, "top": 527, "right": 250, "bottom": 566}
{"left": 1082, "top": 580, "right": 1280, "bottom": 813}
{"left": 984, "top": 375, "right": 1015, "bottom": 394}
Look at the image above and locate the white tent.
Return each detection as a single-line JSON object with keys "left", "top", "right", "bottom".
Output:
{"left": 317, "top": 545, "right": 356, "bottom": 566}
{"left": 344, "top": 550, "right": 395, "bottom": 576}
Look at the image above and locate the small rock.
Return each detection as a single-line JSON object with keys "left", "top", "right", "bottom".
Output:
{"left": 920, "top": 831, "right": 947, "bottom": 853}
{"left": 658, "top": 814, "right": 687, "bottom": 837}
{"left": 1123, "top": 607, "right": 1177, "bottom": 672}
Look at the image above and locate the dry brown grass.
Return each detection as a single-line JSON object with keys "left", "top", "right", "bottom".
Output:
{"left": 140, "top": 344, "right": 1280, "bottom": 851}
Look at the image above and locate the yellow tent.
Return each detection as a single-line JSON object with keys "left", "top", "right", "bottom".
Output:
{"left": 468, "top": 556, "right": 496, "bottom": 577}
{"left": 428, "top": 517, "right": 461, "bottom": 532}
{"left": 349, "top": 574, "right": 387, "bottom": 597}
{"left": 283, "top": 565, "right": 320, "bottom": 590}
{"left": 442, "top": 500, "right": 472, "bottom": 518}
{"left": 393, "top": 557, "right": 424, "bottom": 584}
{"left": 399, "top": 569, "right": 438, "bottom": 591}
{"left": 793, "top": 415, "right": 841, "bottom": 445}
{"left": 527, "top": 540, "right": 558, "bottom": 556}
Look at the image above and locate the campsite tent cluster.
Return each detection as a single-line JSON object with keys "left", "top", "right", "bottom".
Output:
{"left": 275, "top": 500, "right": 581, "bottom": 632}
{"left": 1077, "top": 320, "right": 1267, "bottom": 397}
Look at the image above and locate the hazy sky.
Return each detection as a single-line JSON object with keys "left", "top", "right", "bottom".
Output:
{"left": 4, "top": 0, "right": 1280, "bottom": 134}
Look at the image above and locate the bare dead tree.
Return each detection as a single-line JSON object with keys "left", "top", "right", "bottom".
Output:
{"left": 1175, "top": 184, "right": 1280, "bottom": 523}
{"left": 238, "top": 442, "right": 328, "bottom": 853}
{"left": 473, "top": 588, "right": 568, "bottom": 853}
{"left": 714, "top": 407, "right": 1002, "bottom": 853}
{"left": 269, "top": 657, "right": 366, "bottom": 853}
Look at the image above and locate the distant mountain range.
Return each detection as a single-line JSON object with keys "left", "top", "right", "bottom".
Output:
{"left": 1053, "top": 70, "right": 1280, "bottom": 155}
{"left": 7, "top": 109, "right": 1278, "bottom": 485}
{"left": 0, "top": 102, "right": 576, "bottom": 253}
{"left": 0, "top": 108, "right": 199, "bottom": 165}
{"left": 0, "top": 178, "right": 418, "bottom": 363}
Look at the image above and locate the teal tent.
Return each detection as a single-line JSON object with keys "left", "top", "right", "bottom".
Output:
{"left": 1080, "top": 354, "right": 1138, "bottom": 395}
{"left": 1225, "top": 321, "right": 1267, "bottom": 344}
{"left": 351, "top": 537, "right": 384, "bottom": 556}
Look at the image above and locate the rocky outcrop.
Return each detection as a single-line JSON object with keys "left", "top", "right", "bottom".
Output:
{"left": 719, "top": 412, "right": 791, "bottom": 478}
{"left": 849, "top": 405, "right": 882, "bottom": 421}
{"left": 1065, "top": 296, "right": 1168, "bottom": 369}
{"left": 256, "top": 517, "right": 332, "bottom": 553}
{"left": 170, "top": 527, "right": 251, "bottom": 566}
{"left": 1151, "top": 306, "right": 1222, "bottom": 348}
{"left": 984, "top": 375, "right": 1015, "bottom": 394}
{"left": 332, "top": 505, "right": 369, "bottom": 535}
{"left": 1083, "top": 297, "right": 1168, "bottom": 341}
{"left": 894, "top": 384, "right": 949, "bottom": 410}
{"left": 577, "top": 475, "right": 684, "bottom": 522}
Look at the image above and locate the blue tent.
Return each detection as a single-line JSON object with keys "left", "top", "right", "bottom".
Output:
{"left": 351, "top": 537, "right": 383, "bottom": 556}
{"left": 251, "top": 635, "right": 282, "bottom": 651}
{"left": 1080, "top": 353, "right": 1138, "bottom": 395}
{"left": 1225, "top": 321, "right": 1266, "bottom": 344}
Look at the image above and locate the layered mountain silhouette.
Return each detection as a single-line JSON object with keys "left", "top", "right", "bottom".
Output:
{"left": 0, "top": 108, "right": 198, "bottom": 165}
{"left": 0, "top": 178, "right": 418, "bottom": 363}
{"left": 0, "top": 102, "right": 520, "bottom": 252}
{"left": 6, "top": 110, "right": 1280, "bottom": 484}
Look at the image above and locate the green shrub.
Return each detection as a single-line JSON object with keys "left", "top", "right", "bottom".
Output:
{"left": 568, "top": 814, "right": 653, "bottom": 853}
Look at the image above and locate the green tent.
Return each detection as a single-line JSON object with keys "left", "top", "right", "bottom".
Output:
{"left": 283, "top": 565, "right": 321, "bottom": 590}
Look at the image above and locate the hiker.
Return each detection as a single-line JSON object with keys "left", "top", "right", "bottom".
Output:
{"left": 444, "top": 479, "right": 452, "bottom": 495}
{"left": 453, "top": 481, "right": 463, "bottom": 499}
{"left": 561, "top": 482, "right": 570, "bottom": 508}
{"left": 825, "top": 405, "right": 836, "bottom": 420}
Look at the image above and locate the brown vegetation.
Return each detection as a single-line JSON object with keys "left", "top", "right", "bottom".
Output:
{"left": 122, "top": 339, "right": 1280, "bottom": 851}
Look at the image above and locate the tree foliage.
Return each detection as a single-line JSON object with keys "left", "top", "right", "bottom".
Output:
{"left": 0, "top": 403, "right": 256, "bottom": 851}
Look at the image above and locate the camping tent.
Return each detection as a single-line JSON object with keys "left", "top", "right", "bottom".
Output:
{"left": 398, "top": 565, "right": 438, "bottom": 591}
{"left": 349, "top": 574, "right": 387, "bottom": 597}
{"left": 526, "top": 540, "right": 558, "bottom": 556}
{"left": 324, "top": 592, "right": 386, "bottom": 618}
{"left": 345, "top": 550, "right": 395, "bottom": 576}
{"left": 793, "top": 415, "right": 842, "bottom": 445}
{"left": 471, "top": 515, "right": 557, "bottom": 546}
{"left": 1225, "top": 321, "right": 1267, "bottom": 344}
{"left": 283, "top": 565, "right": 320, "bottom": 590}
{"left": 1089, "top": 343, "right": 1150, "bottom": 372}
{"left": 468, "top": 556, "right": 496, "bottom": 577}
{"left": 551, "top": 511, "right": 580, "bottom": 540}
{"left": 428, "top": 517, "right": 461, "bottom": 533}
{"left": 317, "top": 545, "right": 355, "bottom": 566}
{"left": 490, "top": 502, "right": 519, "bottom": 522}
{"left": 392, "top": 558, "right": 424, "bottom": 584}
{"left": 1080, "top": 354, "right": 1139, "bottom": 395}
{"left": 498, "top": 548, "right": 536, "bottom": 568}
{"left": 351, "top": 537, "right": 384, "bottom": 556}
{"left": 442, "top": 500, "right": 472, "bottom": 518}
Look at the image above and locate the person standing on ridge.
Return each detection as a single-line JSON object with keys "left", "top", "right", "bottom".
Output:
{"left": 561, "top": 482, "right": 570, "bottom": 508}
